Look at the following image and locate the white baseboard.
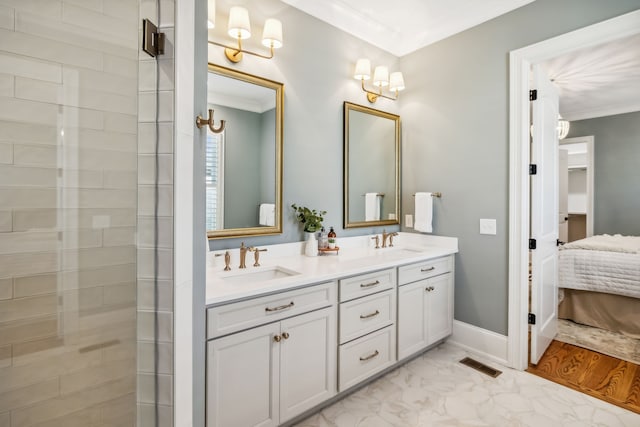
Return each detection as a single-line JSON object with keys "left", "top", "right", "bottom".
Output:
{"left": 449, "top": 320, "right": 509, "bottom": 367}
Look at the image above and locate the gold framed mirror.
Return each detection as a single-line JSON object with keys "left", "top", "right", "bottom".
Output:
{"left": 206, "top": 64, "right": 284, "bottom": 239}
{"left": 344, "top": 102, "right": 400, "bottom": 229}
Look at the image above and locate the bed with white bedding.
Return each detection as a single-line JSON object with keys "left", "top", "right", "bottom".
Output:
{"left": 558, "top": 234, "right": 640, "bottom": 338}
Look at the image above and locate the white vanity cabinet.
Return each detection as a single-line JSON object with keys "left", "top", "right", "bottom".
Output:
{"left": 397, "top": 256, "right": 454, "bottom": 360}
{"left": 206, "top": 283, "right": 337, "bottom": 427}
{"left": 337, "top": 268, "right": 397, "bottom": 391}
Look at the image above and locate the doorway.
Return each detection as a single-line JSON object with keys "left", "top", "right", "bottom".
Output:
{"left": 507, "top": 9, "right": 640, "bottom": 371}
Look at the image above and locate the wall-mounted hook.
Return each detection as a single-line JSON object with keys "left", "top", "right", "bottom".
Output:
{"left": 196, "top": 109, "right": 225, "bottom": 134}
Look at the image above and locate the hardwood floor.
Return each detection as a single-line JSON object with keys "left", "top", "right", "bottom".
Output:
{"left": 528, "top": 340, "right": 640, "bottom": 414}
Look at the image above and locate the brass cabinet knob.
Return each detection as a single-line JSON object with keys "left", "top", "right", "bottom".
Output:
{"left": 282, "top": 332, "right": 290, "bottom": 340}
{"left": 273, "top": 334, "right": 282, "bottom": 342}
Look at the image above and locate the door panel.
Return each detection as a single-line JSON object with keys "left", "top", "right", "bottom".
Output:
{"left": 530, "top": 65, "right": 559, "bottom": 365}
{"left": 207, "top": 323, "right": 280, "bottom": 427}
{"left": 279, "top": 307, "right": 337, "bottom": 422}
{"left": 558, "top": 149, "right": 569, "bottom": 244}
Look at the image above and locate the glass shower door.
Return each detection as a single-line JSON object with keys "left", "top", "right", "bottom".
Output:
{"left": 0, "top": 1, "right": 142, "bottom": 425}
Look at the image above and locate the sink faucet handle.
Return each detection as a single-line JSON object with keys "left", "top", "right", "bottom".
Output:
{"left": 252, "top": 247, "right": 267, "bottom": 267}
{"left": 223, "top": 251, "right": 231, "bottom": 271}
{"left": 389, "top": 232, "right": 399, "bottom": 247}
{"left": 239, "top": 242, "right": 248, "bottom": 269}
{"left": 371, "top": 235, "right": 380, "bottom": 249}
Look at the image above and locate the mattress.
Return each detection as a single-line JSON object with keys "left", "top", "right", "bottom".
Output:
{"left": 558, "top": 235, "right": 640, "bottom": 299}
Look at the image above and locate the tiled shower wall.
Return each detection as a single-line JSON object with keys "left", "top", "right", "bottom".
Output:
{"left": 136, "top": 0, "right": 175, "bottom": 425}
{"left": 0, "top": 0, "right": 140, "bottom": 425}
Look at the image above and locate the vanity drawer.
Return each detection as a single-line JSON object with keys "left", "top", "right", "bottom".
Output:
{"left": 207, "top": 282, "right": 336, "bottom": 339}
{"left": 398, "top": 256, "right": 452, "bottom": 285}
{"left": 338, "top": 325, "right": 396, "bottom": 391}
{"left": 339, "top": 289, "right": 395, "bottom": 344}
{"left": 339, "top": 268, "right": 395, "bottom": 302}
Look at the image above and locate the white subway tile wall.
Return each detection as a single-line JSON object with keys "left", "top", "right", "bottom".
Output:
{"left": 137, "top": 0, "right": 176, "bottom": 425}
{"left": 0, "top": 0, "right": 154, "bottom": 425}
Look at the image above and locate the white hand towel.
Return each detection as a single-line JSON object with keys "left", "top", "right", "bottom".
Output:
{"left": 365, "top": 193, "right": 380, "bottom": 221}
{"left": 414, "top": 192, "right": 433, "bottom": 233}
{"left": 259, "top": 203, "right": 275, "bottom": 226}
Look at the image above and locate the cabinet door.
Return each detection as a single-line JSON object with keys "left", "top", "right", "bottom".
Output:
{"left": 397, "top": 280, "right": 427, "bottom": 360}
{"left": 207, "top": 322, "right": 280, "bottom": 427}
{"left": 426, "top": 273, "right": 453, "bottom": 345}
{"left": 279, "top": 306, "right": 337, "bottom": 423}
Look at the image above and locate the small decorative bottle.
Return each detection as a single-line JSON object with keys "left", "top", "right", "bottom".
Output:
{"left": 328, "top": 226, "right": 337, "bottom": 249}
{"left": 318, "top": 227, "right": 328, "bottom": 250}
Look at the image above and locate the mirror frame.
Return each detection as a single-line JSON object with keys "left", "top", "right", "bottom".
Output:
{"left": 207, "top": 63, "right": 284, "bottom": 239}
{"left": 343, "top": 102, "right": 401, "bottom": 229}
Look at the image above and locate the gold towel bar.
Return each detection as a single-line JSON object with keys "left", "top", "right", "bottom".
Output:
{"left": 412, "top": 192, "right": 442, "bottom": 198}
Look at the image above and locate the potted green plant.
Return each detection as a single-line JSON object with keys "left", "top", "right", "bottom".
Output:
{"left": 291, "top": 204, "right": 327, "bottom": 233}
{"left": 292, "top": 204, "right": 327, "bottom": 257}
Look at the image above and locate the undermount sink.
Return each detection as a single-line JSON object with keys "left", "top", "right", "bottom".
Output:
{"left": 221, "top": 266, "right": 300, "bottom": 284}
{"left": 377, "top": 246, "right": 424, "bottom": 255}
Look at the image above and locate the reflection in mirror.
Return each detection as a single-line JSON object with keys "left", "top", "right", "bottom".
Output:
{"left": 344, "top": 102, "right": 400, "bottom": 228}
{"left": 206, "top": 64, "right": 283, "bottom": 239}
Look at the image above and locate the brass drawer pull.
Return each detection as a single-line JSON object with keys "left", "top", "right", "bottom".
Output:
{"left": 359, "top": 350, "right": 380, "bottom": 361}
{"left": 265, "top": 301, "right": 294, "bottom": 312}
{"left": 420, "top": 266, "right": 436, "bottom": 273}
{"left": 360, "top": 310, "right": 380, "bottom": 319}
{"left": 360, "top": 280, "right": 380, "bottom": 288}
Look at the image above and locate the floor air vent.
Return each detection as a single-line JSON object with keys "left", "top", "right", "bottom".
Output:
{"left": 459, "top": 357, "right": 502, "bottom": 378}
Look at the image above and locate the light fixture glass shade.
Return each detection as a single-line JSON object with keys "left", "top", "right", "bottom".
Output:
{"left": 373, "top": 66, "right": 389, "bottom": 87}
{"left": 208, "top": 0, "right": 215, "bottom": 28}
{"left": 354, "top": 59, "right": 371, "bottom": 80}
{"left": 262, "top": 18, "right": 283, "bottom": 48}
{"left": 389, "top": 72, "right": 405, "bottom": 92}
{"left": 557, "top": 119, "right": 570, "bottom": 139}
{"left": 228, "top": 6, "right": 251, "bottom": 39}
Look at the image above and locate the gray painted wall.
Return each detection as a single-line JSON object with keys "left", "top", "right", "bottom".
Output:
{"left": 399, "top": 0, "right": 640, "bottom": 335}
{"left": 567, "top": 111, "right": 640, "bottom": 236}
{"left": 214, "top": 104, "right": 262, "bottom": 228}
{"left": 209, "top": 0, "right": 640, "bottom": 336}
{"left": 348, "top": 110, "right": 397, "bottom": 222}
{"left": 260, "top": 108, "right": 276, "bottom": 203}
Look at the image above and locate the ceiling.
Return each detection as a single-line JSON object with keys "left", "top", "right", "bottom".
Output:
{"left": 281, "top": 0, "right": 535, "bottom": 57}
{"left": 540, "top": 33, "right": 640, "bottom": 121}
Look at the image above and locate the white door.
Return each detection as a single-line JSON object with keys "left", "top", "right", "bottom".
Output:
{"left": 398, "top": 280, "right": 427, "bottom": 360}
{"left": 279, "top": 307, "right": 337, "bottom": 423}
{"left": 426, "top": 273, "right": 453, "bottom": 345}
{"left": 529, "top": 65, "right": 560, "bottom": 365}
{"left": 207, "top": 323, "right": 280, "bottom": 427}
{"left": 558, "top": 149, "right": 569, "bottom": 244}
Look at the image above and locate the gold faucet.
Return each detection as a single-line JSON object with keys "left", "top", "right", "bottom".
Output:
{"left": 388, "top": 232, "right": 398, "bottom": 247}
{"left": 381, "top": 230, "right": 389, "bottom": 248}
{"left": 239, "top": 242, "right": 251, "bottom": 269}
{"left": 251, "top": 247, "right": 267, "bottom": 266}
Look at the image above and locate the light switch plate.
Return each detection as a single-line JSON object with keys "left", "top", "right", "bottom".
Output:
{"left": 480, "top": 218, "right": 497, "bottom": 235}
{"left": 405, "top": 214, "right": 413, "bottom": 228}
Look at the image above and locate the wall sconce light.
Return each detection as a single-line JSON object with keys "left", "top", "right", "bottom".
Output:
{"left": 354, "top": 58, "right": 405, "bottom": 103}
{"left": 208, "top": 6, "right": 283, "bottom": 63}
{"left": 557, "top": 116, "right": 570, "bottom": 140}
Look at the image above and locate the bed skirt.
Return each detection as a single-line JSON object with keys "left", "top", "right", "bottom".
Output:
{"left": 558, "top": 288, "right": 640, "bottom": 339}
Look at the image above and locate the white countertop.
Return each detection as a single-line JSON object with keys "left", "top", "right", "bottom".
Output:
{"left": 206, "top": 233, "right": 458, "bottom": 307}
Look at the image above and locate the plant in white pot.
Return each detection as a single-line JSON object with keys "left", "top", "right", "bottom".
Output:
{"left": 291, "top": 204, "right": 326, "bottom": 256}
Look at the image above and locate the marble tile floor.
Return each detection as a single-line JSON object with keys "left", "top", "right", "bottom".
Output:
{"left": 294, "top": 342, "right": 640, "bottom": 427}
